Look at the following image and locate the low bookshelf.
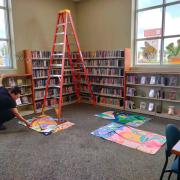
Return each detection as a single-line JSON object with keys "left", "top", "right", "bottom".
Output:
{"left": 125, "top": 71, "right": 180, "bottom": 120}
{"left": 2, "top": 74, "right": 36, "bottom": 116}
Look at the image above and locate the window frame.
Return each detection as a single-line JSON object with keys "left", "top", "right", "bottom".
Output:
{"left": 0, "top": 0, "right": 16, "bottom": 70}
{"left": 134, "top": 0, "right": 180, "bottom": 67}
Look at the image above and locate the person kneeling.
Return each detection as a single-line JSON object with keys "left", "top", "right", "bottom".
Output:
{"left": 0, "top": 85, "right": 30, "bottom": 130}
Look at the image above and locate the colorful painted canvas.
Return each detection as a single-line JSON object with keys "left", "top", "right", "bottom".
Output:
{"left": 95, "top": 111, "right": 115, "bottom": 120}
{"left": 95, "top": 111, "right": 151, "bottom": 127}
{"left": 91, "top": 123, "right": 166, "bottom": 154}
{"left": 18, "top": 115, "right": 74, "bottom": 135}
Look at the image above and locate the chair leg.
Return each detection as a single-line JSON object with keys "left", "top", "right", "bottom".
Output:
{"left": 160, "top": 160, "right": 168, "bottom": 180}
{"left": 168, "top": 172, "right": 172, "bottom": 180}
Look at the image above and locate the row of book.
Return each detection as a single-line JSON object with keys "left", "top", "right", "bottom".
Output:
{"left": 35, "top": 95, "right": 77, "bottom": 109}
{"left": 82, "top": 77, "right": 124, "bottom": 86}
{"left": 80, "top": 86, "right": 123, "bottom": 97}
{"left": 125, "top": 100, "right": 178, "bottom": 115}
{"left": 125, "top": 100, "right": 155, "bottom": 112}
{"left": 31, "top": 51, "right": 51, "bottom": 59}
{"left": 32, "top": 60, "right": 50, "bottom": 67}
{"left": 16, "top": 96, "right": 31, "bottom": 105}
{"left": 34, "top": 77, "right": 73, "bottom": 87}
{"left": 35, "top": 87, "right": 75, "bottom": 99}
{"left": 30, "top": 50, "right": 125, "bottom": 59}
{"left": 87, "top": 68, "right": 124, "bottom": 76}
{"left": 33, "top": 69, "right": 48, "bottom": 77}
{"left": 3, "top": 78, "right": 31, "bottom": 87}
{"left": 96, "top": 96, "right": 124, "bottom": 107}
{"left": 84, "top": 59, "right": 123, "bottom": 67}
{"left": 32, "top": 59, "right": 71, "bottom": 67}
{"left": 81, "top": 50, "right": 124, "bottom": 58}
{"left": 127, "top": 75, "right": 179, "bottom": 86}
{"left": 127, "top": 87, "right": 178, "bottom": 100}
{"left": 33, "top": 69, "right": 74, "bottom": 78}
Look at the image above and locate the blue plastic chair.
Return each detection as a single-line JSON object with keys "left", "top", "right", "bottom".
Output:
{"left": 160, "top": 124, "right": 180, "bottom": 180}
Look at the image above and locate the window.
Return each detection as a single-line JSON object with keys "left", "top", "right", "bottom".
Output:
{"left": 0, "top": 0, "right": 14, "bottom": 69}
{"left": 134, "top": 0, "right": 180, "bottom": 66}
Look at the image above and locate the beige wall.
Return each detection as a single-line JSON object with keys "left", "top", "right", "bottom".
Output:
{"left": 76, "top": 0, "right": 132, "bottom": 51}
{"left": 2, "top": 0, "right": 132, "bottom": 74}
{"left": 3, "top": 0, "right": 76, "bottom": 74}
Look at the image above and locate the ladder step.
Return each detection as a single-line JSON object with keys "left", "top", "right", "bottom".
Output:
{"left": 57, "top": 22, "right": 70, "bottom": 27}
{"left": 49, "top": 85, "right": 60, "bottom": 88}
{"left": 53, "top": 53, "right": 63, "bottom": 56}
{"left": 50, "top": 75, "right": 62, "bottom": 78}
{"left": 55, "top": 43, "right": 64, "bottom": 46}
{"left": 56, "top": 32, "right": 64, "bottom": 35}
{"left": 64, "top": 69, "right": 81, "bottom": 72}
{"left": 51, "top": 64, "right": 62, "bottom": 67}
{"left": 56, "top": 32, "right": 73, "bottom": 36}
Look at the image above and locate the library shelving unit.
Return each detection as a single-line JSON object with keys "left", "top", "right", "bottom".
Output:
{"left": 24, "top": 50, "right": 78, "bottom": 113}
{"left": 2, "top": 74, "right": 36, "bottom": 116}
{"left": 125, "top": 71, "right": 180, "bottom": 120}
{"left": 80, "top": 48, "right": 131, "bottom": 109}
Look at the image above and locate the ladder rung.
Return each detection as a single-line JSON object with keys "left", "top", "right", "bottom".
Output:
{"left": 49, "top": 85, "right": 60, "bottom": 88}
{"left": 51, "top": 64, "right": 62, "bottom": 67}
{"left": 50, "top": 75, "right": 62, "bottom": 78}
{"left": 56, "top": 32, "right": 73, "bottom": 36}
{"left": 55, "top": 43, "right": 64, "bottom": 46}
{"left": 57, "top": 22, "right": 70, "bottom": 27}
{"left": 64, "top": 69, "right": 81, "bottom": 72}
{"left": 56, "top": 32, "right": 64, "bottom": 35}
{"left": 53, "top": 53, "right": 63, "bottom": 56}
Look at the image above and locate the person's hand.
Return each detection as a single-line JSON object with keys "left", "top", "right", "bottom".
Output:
{"left": 25, "top": 121, "right": 31, "bottom": 128}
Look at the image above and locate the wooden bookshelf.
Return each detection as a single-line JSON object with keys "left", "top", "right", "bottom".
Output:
{"left": 2, "top": 74, "right": 36, "bottom": 116}
{"left": 80, "top": 48, "right": 131, "bottom": 109}
{"left": 24, "top": 50, "right": 77, "bottom": 112}
{"left": 24, "top": 49, "right": 131, "bottom": 111}
{"left": 125, "top": 71, "right": 180, "bottom": 120}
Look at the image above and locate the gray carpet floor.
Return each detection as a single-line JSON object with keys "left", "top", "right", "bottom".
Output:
{"left": 0, "top": 103, "right": 180, "bottom": 180}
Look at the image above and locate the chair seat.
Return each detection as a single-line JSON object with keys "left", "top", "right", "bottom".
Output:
{"left": 171, "top": 157, "right": 180, "bottom": 173}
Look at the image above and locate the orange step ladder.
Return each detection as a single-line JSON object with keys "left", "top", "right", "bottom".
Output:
{"left": 42, "top": 9, "right": 96, "bottom": 119}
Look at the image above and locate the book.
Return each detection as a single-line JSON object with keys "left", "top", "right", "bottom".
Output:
{"left": 8, "top": 78, "right": 16, "bottom": 87}
{"left": 140, "top": 76, "right": 146, "bottom": 84}
{"left": 149, "top": 89, "right": 155, "bottom": 98}
{"left": 17, "top": 79, "right": 23, "bottom": 86}
{"left": 168, "top": 91, "right": 176, "bottom": 100}
{"left": 21, "top": 96, "right": 29, "bottom": 104}
{"left": 150, "top": 76, "right": 156, "bottom": 85}
{"left": 168, "top": 76, "right": 178, "bottom": 86}
{"left": 140, "top": 102, "right": 146, "bottom": 110}
{"left": 16, "top": 98, "right": 22, "bottom": 105}
{"left": 148, "top": 103, "right": 154, "bottom": 112}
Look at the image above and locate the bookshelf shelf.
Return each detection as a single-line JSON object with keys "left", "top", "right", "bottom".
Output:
{"left": 126, "top": 108, "right": 155, "bottom": 116}
{"left": 126, "top": 95, "right": 161, "bottom": 101}
{"left": 83, "top": 57, "right": 124, "bottom": 60}
{"left": 125, "top": 71, "right": 180, "bottom": 120}
{"left": 127, "top": 83, "right": 180, "bottom": 89}
{"left": 86, "top": 66, "right": 124, "bottom": 68}
{"left": 81, "top": 82, "right": 123, "bottom": 88}
{"left": 84, "top": 74, "right": 124, "bottom": 78}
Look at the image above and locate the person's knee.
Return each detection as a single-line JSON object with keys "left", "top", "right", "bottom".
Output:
{"left": 1, "top": 109, "right": 15, "bottom": 123}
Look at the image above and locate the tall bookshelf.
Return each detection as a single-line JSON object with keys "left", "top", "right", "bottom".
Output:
{"left": 125, "top": 71, "right": 180, "bottom": 120}
{"left": 24, "top": 50, "right": 78, "bottom": 113}
{"left": 2, "top": 74, "right": 36, "bottom": 116}
{"left": 80, "top": 48, "right": 131, "bottom": 109}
